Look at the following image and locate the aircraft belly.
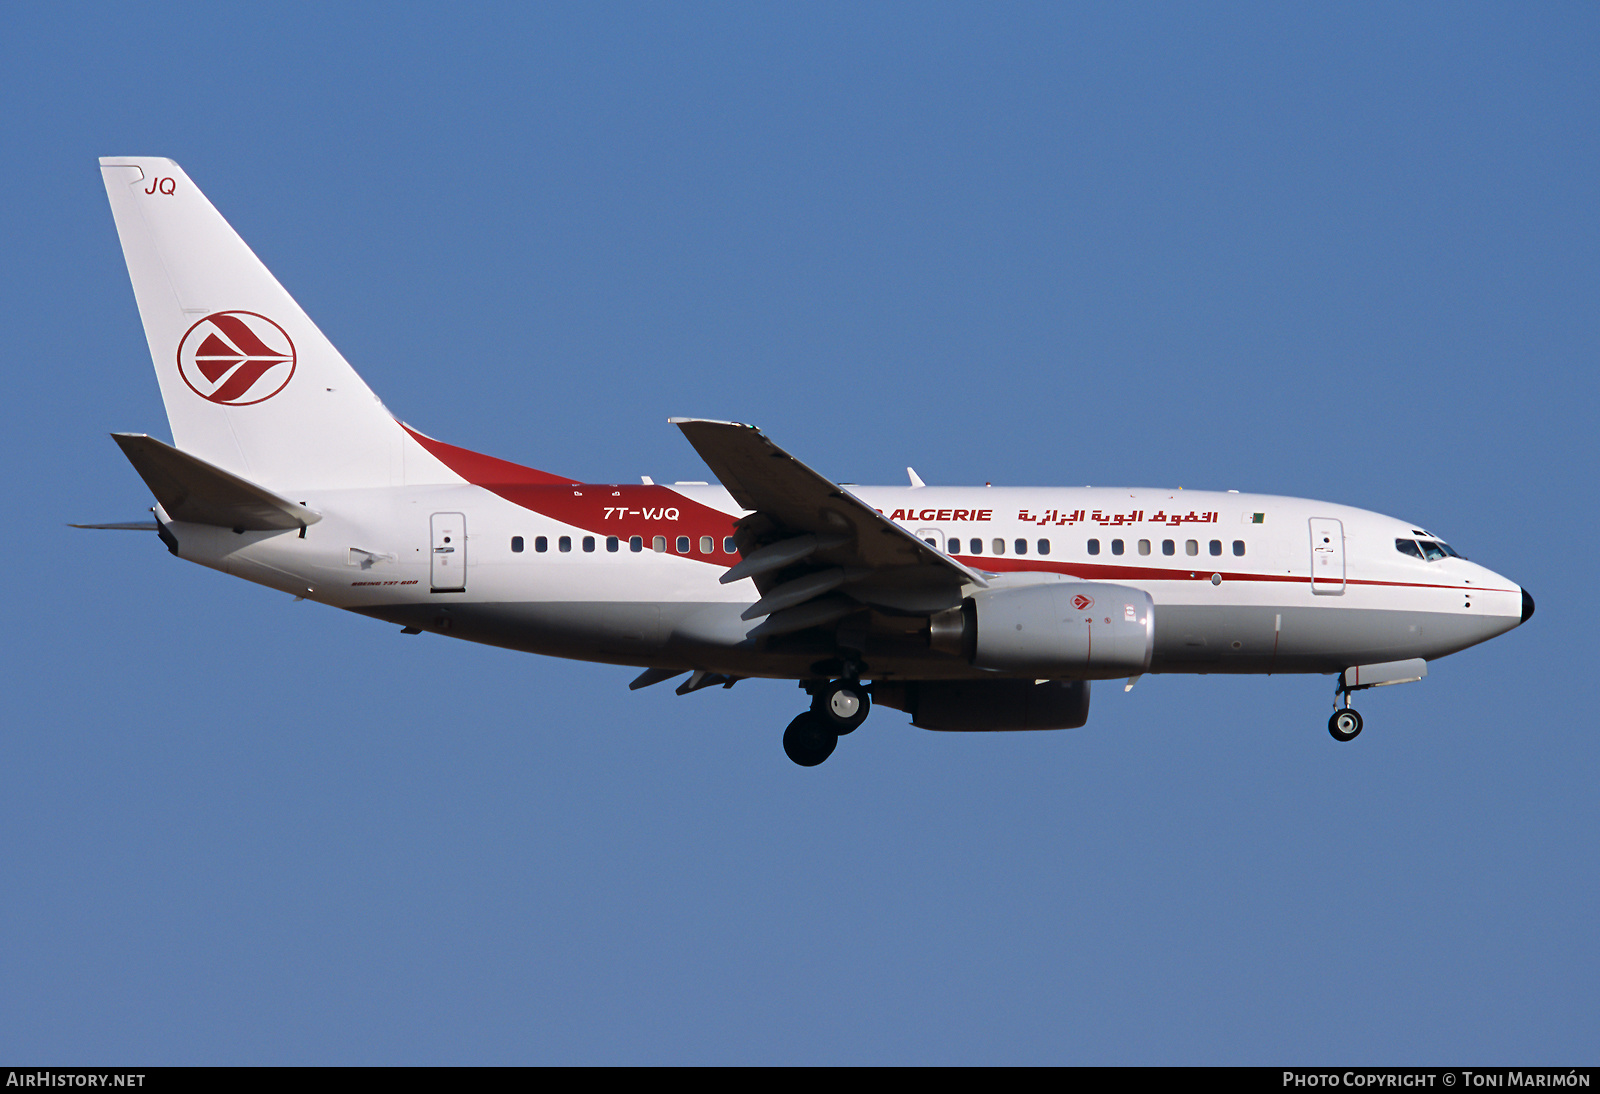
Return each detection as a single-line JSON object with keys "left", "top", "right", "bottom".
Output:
{"left": 1150, "top": 603, "right": 1517, "bottom": 674}
{"left": 349, "top": 599, "right": 1030, "bottom": 681}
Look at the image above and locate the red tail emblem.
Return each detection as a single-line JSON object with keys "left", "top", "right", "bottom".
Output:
{"left": 1072, "top": 593, "right": 1094, "bottom": 611}
{"left": 176, "top": 312, "right": 296, "bottom": 405}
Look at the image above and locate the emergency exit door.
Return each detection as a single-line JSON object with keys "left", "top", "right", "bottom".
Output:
{"left": 431, "top": 512, "right": 466, "bottom": 592}
{"left": 1309, "top": 517, "right": 1345, "bottom": 595}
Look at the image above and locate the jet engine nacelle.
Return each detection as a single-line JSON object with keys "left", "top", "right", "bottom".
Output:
{"left": 872, "top": 679, "right": 1091, "bottom": 732}
{"left": 941, "top": 582, "right": 1155, "bottom": 679}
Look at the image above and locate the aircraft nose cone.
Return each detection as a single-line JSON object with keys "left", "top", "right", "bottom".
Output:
{"left": 1521, "top": 588, "right": 1535, "bottom": 623}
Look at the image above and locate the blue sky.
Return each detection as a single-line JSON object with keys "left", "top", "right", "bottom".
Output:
{"left": 2, "top": 3, "right": 1595, "bottom": 1063}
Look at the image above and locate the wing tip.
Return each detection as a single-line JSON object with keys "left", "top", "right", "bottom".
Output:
{"left": 669, "top": 417, "right": 756, "bottom": 430}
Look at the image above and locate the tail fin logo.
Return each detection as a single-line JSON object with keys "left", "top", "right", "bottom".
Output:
{"left": 176, "top": 312, "right": 296, "bottom": 405}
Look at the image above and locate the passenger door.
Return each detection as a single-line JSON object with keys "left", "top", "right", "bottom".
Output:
{"left": 1309, "top": 517, "right": 1345, "bottom": 595}
{"left": 431, "top": 512, "right": 466, "bottom": 592}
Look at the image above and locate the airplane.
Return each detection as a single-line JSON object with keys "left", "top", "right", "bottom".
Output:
{"left": 88, "top": 157, "right": 1534, "bottom": 766}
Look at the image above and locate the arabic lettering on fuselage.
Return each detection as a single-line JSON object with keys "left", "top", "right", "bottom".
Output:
{"left": 882, "top": 507, "right": 1222, "bottom": 526}
{"left": 1015, "top": 509, "right": 1220, "bottom": 527}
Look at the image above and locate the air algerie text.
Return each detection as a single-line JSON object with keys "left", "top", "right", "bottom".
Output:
{"left": 889, "top": 509, "right": 994, "bottom": 522}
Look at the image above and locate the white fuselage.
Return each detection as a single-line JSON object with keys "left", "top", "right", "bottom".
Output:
{"left": 160, "top": 481, "right": 1524, "bottom": 682}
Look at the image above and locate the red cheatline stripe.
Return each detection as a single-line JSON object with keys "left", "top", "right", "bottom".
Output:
{"left": 966, "top": 555, "right": 1512, "bottom": 593}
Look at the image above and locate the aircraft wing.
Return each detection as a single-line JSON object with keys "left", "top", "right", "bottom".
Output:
{"left": 671, "top": 418, "right": 986, "bottom": 636}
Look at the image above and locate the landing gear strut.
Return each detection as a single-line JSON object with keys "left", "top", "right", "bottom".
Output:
{"left": 1329, "top": 680, "right": 1363, "bottom": 742}
{"left": 783, "top": 678, "right": 872, "bottom": 766}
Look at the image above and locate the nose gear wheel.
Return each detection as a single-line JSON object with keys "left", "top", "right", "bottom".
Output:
{"left": 1328, "top": 708, "right": 1363, "bottom": 742}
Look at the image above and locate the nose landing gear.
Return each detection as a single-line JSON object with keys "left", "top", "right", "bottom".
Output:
{"left": 1329, "top": 675, "right": 1364, "bottom": 742}
{"left": 1328, "top": 707, "right": 1363, "bottom": 742}
{"left": 783, "top": 678, "right": 872, "bottom": 766}
{"left": 1324, "top": 659, "right": 1427, "bottom": 742}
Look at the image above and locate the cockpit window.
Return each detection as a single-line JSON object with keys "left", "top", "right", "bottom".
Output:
{"left": 1398, "top": 537, "right": 1462, "bottom": 561}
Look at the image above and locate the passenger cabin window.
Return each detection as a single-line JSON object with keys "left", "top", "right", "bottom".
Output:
{"left": 630, "top": 536, "right": 643, "bottom": 552}
{"left": 948, "top": 537, "right": 962, "bottom": 554}
{"left": 970, "top": 538, "right": 983, "bottom": 555}
{"left": 676, "top": 536, "right": 690, "bottom": 553}
{"left": 535, "top": 536, "right": 549, "bottom": 553}
{"left": 606, "top": 536, "right": 619, "bottom": 552}
{"left": 1111, "top": 539, "right": 1124, "bottom": 556}
{"left": 1186, "top": 539, "right": 1198, "bottom": 556}
{"left": 992, "top": 538, "right": 1005, "bottom": 555}
{"left": 1015, "top": 538, "right": 1027, "bottom": 555}
{"left": 1037, "top": 539, "right": 1050, "bottom": 555}
{"left": 653, "top": 536, "right": 666, "bottom": 552}
{"left": 1088, "top": 539, "right": 1100, "bottom": 556}
{"left": 559, "top": 536, "right": 572, "bottom": 553}
{"left": 1209, "top": 540, "right": 1222, "bottom": 556}
{"left": 1232, "top": 540, "right": 1245, "bottom": 556}
{"left": 511, "top": 536, "right": 524, "bottom": 553}
{"left": 583, "top": 536, "right": 595, "bottom": 552}
{"left": 723, "top": 537, "right": 737, "bottom": 554}
{"left": 1138, "top": 539, "right": 1151, "bottom": 555}
{"left": 1162, "top": 539, "right": 1175, "bottom": 556}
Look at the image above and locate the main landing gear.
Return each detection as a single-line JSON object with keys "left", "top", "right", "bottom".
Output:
{"left": 783, "top": 679, "right": 871, "bottom": 766}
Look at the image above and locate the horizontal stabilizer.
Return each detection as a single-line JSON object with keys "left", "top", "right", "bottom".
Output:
{"left": 111, "top": 433, "right": 322, "bottom": 531}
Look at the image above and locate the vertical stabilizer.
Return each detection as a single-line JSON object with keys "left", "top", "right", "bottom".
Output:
{"left": 100, "top": 157, "right": 421, "bottom": 490}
